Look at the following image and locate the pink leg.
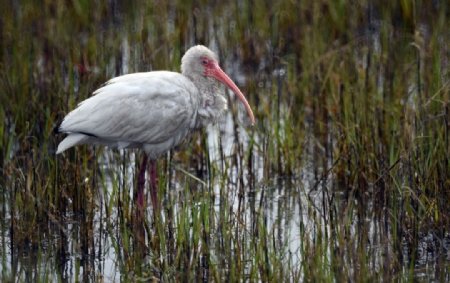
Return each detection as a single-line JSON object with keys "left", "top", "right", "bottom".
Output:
{"left": 136, "top": 154, "right": 148, "bottom": 208}
{"left": 134, "top": 155, "right": 148, "bottom": 252}
{"left": 149, "top": 159, "right": 159, "bottom": 211}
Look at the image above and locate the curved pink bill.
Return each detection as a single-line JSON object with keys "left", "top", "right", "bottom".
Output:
{"left": 209, "top": 63, "right": 255, "bottom": 125}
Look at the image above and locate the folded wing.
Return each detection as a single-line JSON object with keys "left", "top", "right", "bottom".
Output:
{"left": 57, "top": 71, "right": 199, "bottom": 154}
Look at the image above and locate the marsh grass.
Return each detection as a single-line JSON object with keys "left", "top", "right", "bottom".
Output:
{"left": 1, "top": 0, "right": 449, "bottom": 281}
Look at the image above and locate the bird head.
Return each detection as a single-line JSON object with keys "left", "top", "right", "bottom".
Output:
{"left": 181, "top": 45, "right": 255, "bottom": 125}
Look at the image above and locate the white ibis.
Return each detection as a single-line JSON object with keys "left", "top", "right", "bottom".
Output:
{"left": 56, "top": 45, "right": 255, "bottom": 209}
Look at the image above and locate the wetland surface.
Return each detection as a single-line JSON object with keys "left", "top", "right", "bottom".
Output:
{"left": 1, "top": 1, "right": 449, "bottom": 281}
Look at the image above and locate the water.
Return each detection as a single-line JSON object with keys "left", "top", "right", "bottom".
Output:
{"left": 3, "top": 113, "right": 448, "bottom": 281}
{"left": 1, "top": 1, "right": 449, "bottom": 281}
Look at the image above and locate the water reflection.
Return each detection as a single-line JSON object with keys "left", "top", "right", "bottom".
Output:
{"left": 4, "top": 110, "right": 448, "bottom": 281}
{"left": 1, "top": 1, "right": 449, "bottom": 281}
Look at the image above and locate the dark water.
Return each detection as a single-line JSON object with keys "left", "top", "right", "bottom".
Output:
{"left": 1, "top": 0, "right": 449, "bottom": 281}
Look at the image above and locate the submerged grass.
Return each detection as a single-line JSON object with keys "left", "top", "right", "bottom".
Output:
{"left": 1, "top": 0, "right": 449, "bottom": 281}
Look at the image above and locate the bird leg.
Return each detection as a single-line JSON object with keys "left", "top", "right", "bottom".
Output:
{"left": 136, "top": 153, "right": 148, "bottom": 209}
{"left": 133, "top": 153, "right": 149, "bottom": 252}
{"left": 149, "top": 159, "right": 159, "bottom": 211}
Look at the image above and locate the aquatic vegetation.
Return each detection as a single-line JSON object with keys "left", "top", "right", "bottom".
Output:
{"left": 0, "top": 0, "right": 448, "bottom": 281}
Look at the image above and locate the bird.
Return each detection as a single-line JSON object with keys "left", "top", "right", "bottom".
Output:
{"left": 56, "top": 45, "right": 255, "bottom": 209}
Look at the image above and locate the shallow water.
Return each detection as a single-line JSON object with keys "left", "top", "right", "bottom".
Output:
{"left": 1, "top": 1, "right": 449, "bottom": 281}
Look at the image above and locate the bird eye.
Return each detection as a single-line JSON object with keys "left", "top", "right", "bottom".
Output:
{"left": 201, "top": 59, "right": 208, "bottom": 66}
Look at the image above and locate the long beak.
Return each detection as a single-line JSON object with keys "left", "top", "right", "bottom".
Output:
{"left": 209, "top": 63, "right": 255, "bottom": 125}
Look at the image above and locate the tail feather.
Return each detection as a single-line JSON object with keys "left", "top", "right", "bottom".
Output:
{"left": 56, "top": 133, "right": 89, "bottom": 154}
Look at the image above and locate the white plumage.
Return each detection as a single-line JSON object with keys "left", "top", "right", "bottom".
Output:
{"left": 56, "top": 45, "right": 255, "bottom": 159}
{"left": 57, "top": 71, "right": 198, "bottom": 158}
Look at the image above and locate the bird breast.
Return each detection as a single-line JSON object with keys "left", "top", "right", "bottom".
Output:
{"left": 193, "top": 78, "right": 228, "bottom": 127}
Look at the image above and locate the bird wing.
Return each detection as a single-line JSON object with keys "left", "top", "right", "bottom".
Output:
{"left": 59, "top": 71, "right": 199, "bottom": 145}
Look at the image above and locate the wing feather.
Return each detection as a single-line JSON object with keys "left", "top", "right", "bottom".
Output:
{"left": 60, "top": 71, "right": 199, "bottom": 146}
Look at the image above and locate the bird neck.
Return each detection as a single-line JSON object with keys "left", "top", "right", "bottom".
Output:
{"left": 188, "top": 74, "right": 228, "bottom": 128}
